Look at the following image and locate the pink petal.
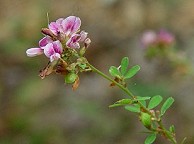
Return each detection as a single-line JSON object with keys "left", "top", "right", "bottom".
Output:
{"left": 50, "top": 53, "right": 61, "bottom": 62}
{"left": 68, "top": 42, "right": 80, "bottom": 49}
{"left": 62, "top": 16, "right": 81, "bottom": 36}
{"left": 52, "top": 40, "right": 63, "bottom": 54}
{"left": 79, "top": 31, "right": 88, "bottom": 42}
{"left": 141, "top": 31, "right": 157, "bottom": 48}
{"left": 49, "top": 22, "right": 60, "bottom": 35}
{"left": 157, "top": 30, "right": 174, "bottom": 44}
{"left": 66, "top": 34, "right": 81, "bottom": 49}
{"left": 56, "top": 18, "right": 64, "bottom": 25}
{"left": 39, "top": 36, "right": 53, "bottom": 48}
{"left": 26, "top": 48, "right": 43, "bottom": 57}
{"left": 44, "top": 43, "right": 55, "bottom": 58}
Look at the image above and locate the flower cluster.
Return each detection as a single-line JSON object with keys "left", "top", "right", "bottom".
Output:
{"left": 26, "top": 16, "right": 91, "bottom": 89}
{"left": 140, "top": 29, "right": 175, "bottom": 59}
{"left": 26, "top": 16, "right": 90, "bottom": 62}
{"left": 141, "top": 29, "right": 175, "bottom": 49}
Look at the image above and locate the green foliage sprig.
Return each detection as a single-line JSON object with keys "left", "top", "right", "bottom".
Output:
{"left": 87, "top": 57, "right": 178, "bottom": 144}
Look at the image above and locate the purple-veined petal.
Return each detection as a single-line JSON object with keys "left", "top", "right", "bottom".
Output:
{"left": 49, "top": 22, "right": 60, "bottom": 35}
{"left": 62, "top": 16, "right": 81, "bottom": 36}
{"left": 50, "top": 53, "right": 61, "bottom": 62}
{"left": 43, "top": 41, "right": 63, "bottom": 61}
{"left": 52, "top": 40, "right": 63, "bottom": 54}
{"left": 79, "top": 31, "right": 88, "bottom": 42}
{"left": 49, "top": 18, "right": 65, "bottom": 36}
{"left": 66, "top": 34, "right": 81, "bottom": 49}
{"left": 39, "top": 36, "right": 53, "bottom": 48}
{"left": 44, "top": 43, "right": 55, "bottom": 58}
{"left": 69, "top": 42, "right": 80, "bottom": 49}
{"left": 26, "top": 48, "right": 43, "bottom": 57}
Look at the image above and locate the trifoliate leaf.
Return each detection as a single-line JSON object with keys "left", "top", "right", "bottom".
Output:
{"left": 124, "top": 65, "right": 140, "bottom": 79}
{"left": 121, "top": 57, "right": 129, "bottom": 75}
{"left": 148, "top": 95, "right": 163, "bottom": 109}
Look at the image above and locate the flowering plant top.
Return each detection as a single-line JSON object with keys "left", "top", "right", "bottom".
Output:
{"left": 26, "top": 16, "right": 91, "bottom": 89}
{"left": 26, "top": 16, "right": 179, "bottom": 144}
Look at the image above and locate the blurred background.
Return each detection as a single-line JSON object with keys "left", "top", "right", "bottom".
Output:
{"left": 0, "top": 0, "right": 194, "bottom": 143}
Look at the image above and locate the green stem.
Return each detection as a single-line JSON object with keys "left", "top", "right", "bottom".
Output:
{"left": 86, "top": 62, "right": 134, "bottom": 98}
{"left": 87, "top": 62, "right": 151, "bottom": 114}
{"left": 86, "top": 61, "right": 177, "bottom": 144}
{"left": 158, "top": 120, "right": 177, "bottom": 144}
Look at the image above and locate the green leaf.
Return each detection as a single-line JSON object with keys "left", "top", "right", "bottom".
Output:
{"left": 160, "top": 97, "right": 174, "bottom": 116}
{"left": 125, "top": 105, "right": 140, "bottom": 113}
{"left": 135, "top": 96, "right": 151, "bottom": 101}
{"left": 121, "top": 57, "right": 129, "bottom": 75}
{"left": 109, "top": 99, "right": 132, "bottom": 108}
{"left": 109, "top": 66, "right": 121, "bottom": 77}
{"left": 79, "top": 63, "right": 87, "bottom": 69}
{"left": 145, "top": 133, "right": 157, "bottom": 144}
{"left": 109, "top": 103, "right": 124, "bottom": 108}
{"left": 148, "top": 95, "right": 163, "bottom": 109}
{"left": 139, "top": 100, "right": 147, "bottom": 107}
{"left": 132, "top": 96, "right": 151, "bottom": 107}
{"left": 169, "top": 125, "right": 175, "bottom": 133}
{"left": 124, "top": 65, "right": 140, "bottom": 79}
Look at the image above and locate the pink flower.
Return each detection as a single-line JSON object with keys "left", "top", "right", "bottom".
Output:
{"left": 48, "top": 18, "right": 64, "bottom": 36}
{"left": 157, "top": 29, "right": 174, "bottom": 45}
{"left": 141, "top": 31, "right": 157, "bottom": 48}
{"left": 26, "top": 37, "right": 53, "bottom": 57}
{"left": 48, "top": 16, "right": 81, "bottom": 37}
{"left": 44, "top": 40, "right": 63, "bottom": 62}
{"left": 66, "top": 31, "right": 88, "bottom": 49}
{"left": 62, "top": 16, "right": 81, "bottom": 37}
{"left": 141, "top": 29, "right": 175, "bottom": 49}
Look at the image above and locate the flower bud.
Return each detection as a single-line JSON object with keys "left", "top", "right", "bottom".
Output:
{"left": 140, "top": 112, "right": 152, "bottom": 129}
{"left": 41, "top": 28, "right": 56, "bottom": 38}
{"left": 65, "top": 73, "right": 78, "bottom": 84}
{"left": 84, "top": 38, "right": 91, "bottom": 48}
